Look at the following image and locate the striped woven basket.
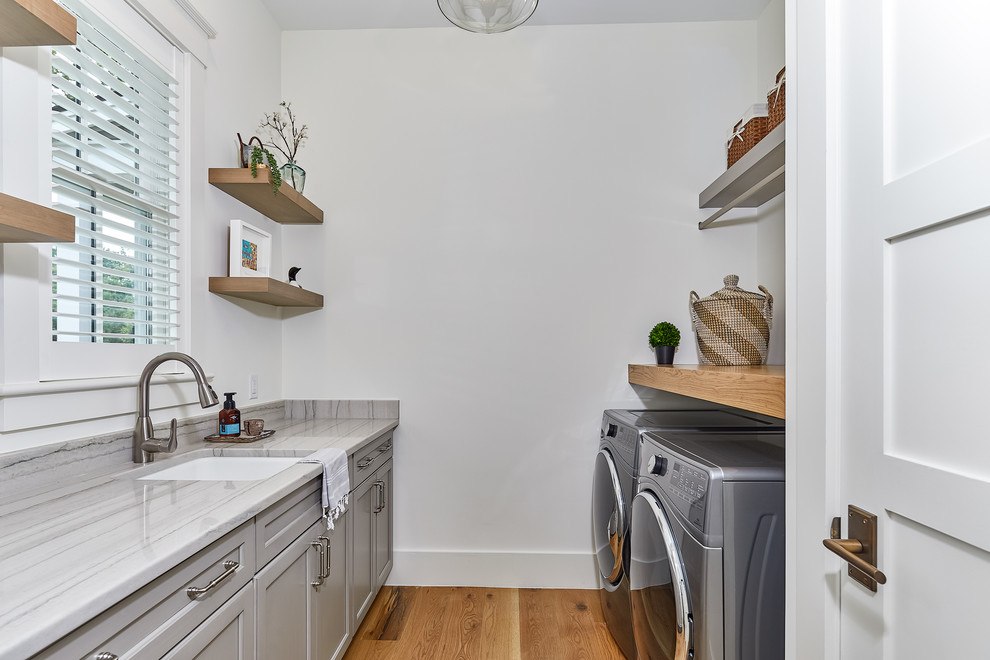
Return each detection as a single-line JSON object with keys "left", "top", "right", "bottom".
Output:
{"left": 690, "top": 274, "right": 773, "bottom": 366}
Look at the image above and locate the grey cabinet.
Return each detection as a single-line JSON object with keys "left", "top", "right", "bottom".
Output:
{"left": 255, "top": 516, "right": 349, "bottom": 660}
{"left": 32, "top": 522, "right": 256, "bottom": 659}
{"left": 31, "top": 439, "right": 395, "bottom": 660}
{"left": 350, "top": 450, "right": 393, "bottom": 626}
{"left": 161, "top": 582, "right": 256, "bottom": 660}
{"left": 373, "top": 460, "right": 393, "bottom": 590}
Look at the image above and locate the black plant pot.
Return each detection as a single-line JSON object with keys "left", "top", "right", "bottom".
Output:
{"left": 654, "top": 345, "right": 675, "bottom": 365}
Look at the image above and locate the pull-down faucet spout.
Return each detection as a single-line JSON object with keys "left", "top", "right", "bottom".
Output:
{"left": 133, "top": 352, "right": 219, "bottom": 463}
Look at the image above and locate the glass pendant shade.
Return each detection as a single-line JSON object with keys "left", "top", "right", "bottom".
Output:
{"left": 438, "top": 0, "right": 538, "bottom": 34}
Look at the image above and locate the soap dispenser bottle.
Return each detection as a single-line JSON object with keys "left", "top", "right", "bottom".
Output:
{"left": 219, "top": 392, "right": 241, "bottom": 437}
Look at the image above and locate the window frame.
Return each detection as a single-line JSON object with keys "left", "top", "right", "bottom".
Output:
{"left": 39, "top": 0, "right": 192, "bottom": 382}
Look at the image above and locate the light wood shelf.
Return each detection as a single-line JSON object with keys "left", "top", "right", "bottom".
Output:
{"left": 208, "top": 168, "right": 323, "bottom": 225}
{"left": 209, "top": 277, "right": 324, "bottom": 308}
{"left": 628, "top": 363, "right": 785, "bottom": 419}
{"left": 698, "top": 121, "right": 785, "bottom": 229}
{"left": 0, "top": 192, "right": 75, "bottom": 243}
{"left": 0, "top": 0, "right": 76, "bottom": 46}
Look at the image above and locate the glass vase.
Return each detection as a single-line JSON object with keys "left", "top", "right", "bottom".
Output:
{"left": 280, "top": 160, "right": 306, "bottom": 194}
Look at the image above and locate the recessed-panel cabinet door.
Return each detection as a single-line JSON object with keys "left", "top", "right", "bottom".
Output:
{"left": 254, "top": 522, "right": 313, "bottom": 660}
{"left": 373, "top": 461, "right": 393, "bottom": 590}
{"left": 351, "top": 474, "right": 377, "bottom": 625}
{"left": 313, "top": 514, "right": 349, "bottom": 660}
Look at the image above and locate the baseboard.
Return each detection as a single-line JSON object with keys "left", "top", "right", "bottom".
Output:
{"left": 387, "top": 550, "right": 599, "bottom": 589}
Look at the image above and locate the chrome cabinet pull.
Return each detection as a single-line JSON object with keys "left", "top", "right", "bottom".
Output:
{"left": 357, "top": 457, "right": 374, "bottom": 470}
{"left": 186, "top": 560, "right": 238, "bottom": 599}
{"left": 318, "top": 535, "right": 331, "bottom": 578}
{"left": 94, "top": 653, "right": 119, "bottom": 660}
{"left": 311, "top": 539, "right": 326, "bottom": 586}
{"left": 373, "top": 480, "right": 385, "bottom": 514}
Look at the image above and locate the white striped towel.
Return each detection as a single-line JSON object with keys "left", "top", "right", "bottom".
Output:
{"left": 298, "top": 448, "right": 349, "bottom": 530}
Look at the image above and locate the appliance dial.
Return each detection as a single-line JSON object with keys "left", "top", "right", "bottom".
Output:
{"left": 606, "top": 423, "right": 618, "bottom": 438}
{"left": 648, "top": 455, "right": 668, "bottom": 476}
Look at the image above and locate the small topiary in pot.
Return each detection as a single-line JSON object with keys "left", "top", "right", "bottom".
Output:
{"left": 648, "top": 321, "right": 681, "bottom": 365}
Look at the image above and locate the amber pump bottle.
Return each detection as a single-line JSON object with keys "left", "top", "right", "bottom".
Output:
{"left": 219, "top": 392, "right": 241, "bottom": 437}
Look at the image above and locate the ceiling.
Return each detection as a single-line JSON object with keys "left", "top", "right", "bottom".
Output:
{"left": 259, "top": 0, "right": 773, "bottom": 31}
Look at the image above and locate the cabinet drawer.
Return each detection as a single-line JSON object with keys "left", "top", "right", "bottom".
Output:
{"left": 33, "top": 521, "right": 255, "bottom": 660}
{"left": 351, "top": 432, "right": 393, "bottom": 489}
{"left": 255, "top": 478, "right": 321, "bottom": 568}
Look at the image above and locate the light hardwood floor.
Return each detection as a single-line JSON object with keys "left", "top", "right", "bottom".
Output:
{"left": 343, "top": 586, "right": 627, "bottom": 660}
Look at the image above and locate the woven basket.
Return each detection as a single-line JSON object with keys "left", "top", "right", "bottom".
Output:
{"left": 726, "top": 104, "right": 769, "bottom": 168}
{"left": 690, "top": 274, "right": 773, "bottom": 366}
{"left": 767, "top": 67, "right": 785, "bottom": 131}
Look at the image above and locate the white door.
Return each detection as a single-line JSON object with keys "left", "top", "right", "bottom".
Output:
{"left": 826, "top": 0, "right": 990, "bottom": 657}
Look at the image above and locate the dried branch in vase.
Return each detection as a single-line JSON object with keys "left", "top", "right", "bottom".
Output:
{"left": 258, "top": 101, "right": 309, "bottom": 163}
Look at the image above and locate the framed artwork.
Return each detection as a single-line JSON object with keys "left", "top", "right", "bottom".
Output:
{"left": 228, "top": 220, "right": 271, "bottom": 277}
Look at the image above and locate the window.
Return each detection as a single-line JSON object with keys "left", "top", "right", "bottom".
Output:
{"left": 50, "top": 0, "right": 180, "bottom": 346}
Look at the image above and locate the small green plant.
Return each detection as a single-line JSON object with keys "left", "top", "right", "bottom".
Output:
{"left": 249, "top": 146, "right": 282, "bottom": 196}
{"left": 649, "top": 321, "right": 681, "bottom": 348}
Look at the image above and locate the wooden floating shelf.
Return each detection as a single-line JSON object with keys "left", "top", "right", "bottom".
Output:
{"left": 0, "top": 192, "right": 75, "bottom": 243}
{"left": 208, "top": 168, "right": 323, "bottom": 225}
{"left": 209, "top": 277, "right": 324, "bottom": 308}
{"left": 629, "top": 363, "right": 785, "bottom": 419}
{"left": 0, "top": 0, "right": 76, "bottom": 47}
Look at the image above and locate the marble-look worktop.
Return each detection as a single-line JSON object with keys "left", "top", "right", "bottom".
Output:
{"left": 0, "top": 400, "right": 398, "bottom": 660}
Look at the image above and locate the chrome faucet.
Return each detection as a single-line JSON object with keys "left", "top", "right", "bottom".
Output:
{"left": 133, "top": 352, "right": 219, "bottom": 463}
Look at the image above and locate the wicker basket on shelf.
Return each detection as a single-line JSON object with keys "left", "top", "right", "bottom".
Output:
{"left": 726, "top": 104, "right": 768, "bottom": 168}
{"left": 690, "top": 274, "right": 773, "bottom": 366}
{"left": 767, "top": 67, "right": 785, "bottom": 131}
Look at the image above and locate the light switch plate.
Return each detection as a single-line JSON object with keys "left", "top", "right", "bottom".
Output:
{"left": 248, "top": 374, "right": 259, "bottom": 399}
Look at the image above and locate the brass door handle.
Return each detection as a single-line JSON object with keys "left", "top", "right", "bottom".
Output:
{"left": 822, "top": 538, "right": 887, "bottom": 584}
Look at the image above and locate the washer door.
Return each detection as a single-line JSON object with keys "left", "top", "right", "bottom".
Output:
{"left": 629, "top": 490, "right": 692, "bottom": 660}
{"left": 592, "top": 448, "right": 625, "bottom": 587}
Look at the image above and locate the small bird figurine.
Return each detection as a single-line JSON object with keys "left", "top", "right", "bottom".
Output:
{"left": 288, "top": 266, "right": 302, "bottom": 287}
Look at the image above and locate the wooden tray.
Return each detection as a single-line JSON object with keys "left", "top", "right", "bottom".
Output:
{"left": 204, "top": 429, "right": 276, "bottom": 443}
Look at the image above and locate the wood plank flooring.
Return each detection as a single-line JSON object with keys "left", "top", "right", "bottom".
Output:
{"left": 343, "top": 586, "right": 627, "bottom": 660}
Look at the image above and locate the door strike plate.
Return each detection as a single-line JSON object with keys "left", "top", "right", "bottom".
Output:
{"left": 847, "top": 505, "right": 880, "bottom": 592}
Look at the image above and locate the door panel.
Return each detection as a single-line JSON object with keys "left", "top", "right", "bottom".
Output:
{"left": 834, "top": 0, "right": 990, "bottom": 657}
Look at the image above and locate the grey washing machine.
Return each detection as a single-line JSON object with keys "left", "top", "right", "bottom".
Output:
{"left": 594, "top": 411, "right": 784, "bottom": 659}
{"left": 629, "top": 431, "right": 785, "bottom": 660}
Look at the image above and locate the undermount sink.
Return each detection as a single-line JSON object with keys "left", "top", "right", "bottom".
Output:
{"left": 138, "top": 456, "right": 302, "bottom": 481}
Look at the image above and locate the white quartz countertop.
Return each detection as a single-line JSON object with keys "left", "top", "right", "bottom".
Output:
{"left": 0, "top": 414, "right": 397, "bottom": 660}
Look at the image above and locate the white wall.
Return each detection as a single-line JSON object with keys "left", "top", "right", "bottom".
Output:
{"left": 0, "top": 0, "right": 285, "bottom": 451}
{"left": 279, "top": 22, "right": 766, "bottom": 586}
{"left": 757, "top": 0, "right": 786, "bottom": 365}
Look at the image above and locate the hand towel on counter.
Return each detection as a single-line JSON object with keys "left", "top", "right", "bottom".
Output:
{"left": 298, "top": 448, "right": 349, "bottom": 530}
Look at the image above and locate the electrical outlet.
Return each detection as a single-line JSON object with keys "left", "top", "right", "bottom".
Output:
{"left": 248, "top": 374, "right": 259, "bottom": 399}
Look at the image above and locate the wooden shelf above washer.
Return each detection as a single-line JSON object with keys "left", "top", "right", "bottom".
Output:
{"left": 209, "top": 277, "right": 324, "bottom": 308}
{"left": 628, "top": 363, "right": 785, "bottom": 419}
{"left": 208, "top": 168, "right": 323, "bottom": 225}
{"left": 0, "top": 0, "right": 76, "bottom": 47}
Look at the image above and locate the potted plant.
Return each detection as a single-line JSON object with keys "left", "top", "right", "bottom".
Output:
{"left": 649, "top": 321, "right": 680, "bottom": 365}
{"left": 249, "top": 145, "right": 282, "bottom": 196}
{"left": 259, "top": 101, "right": 309, "bottom": 194}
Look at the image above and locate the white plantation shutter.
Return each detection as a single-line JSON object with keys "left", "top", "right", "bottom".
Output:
{"left": 51, "top": 0, "right": 180, "bottom": 345}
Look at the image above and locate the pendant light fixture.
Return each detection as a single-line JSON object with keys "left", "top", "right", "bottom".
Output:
{"left": 438, "top": 0, "right": 539, "bottom": 34}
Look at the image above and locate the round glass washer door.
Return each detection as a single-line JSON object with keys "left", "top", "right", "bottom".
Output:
{"left": 592, "top": 448, "right": 625, "bottom": 587}
{"left": 629, "top": 489, "right": 692, "bottom": 660}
